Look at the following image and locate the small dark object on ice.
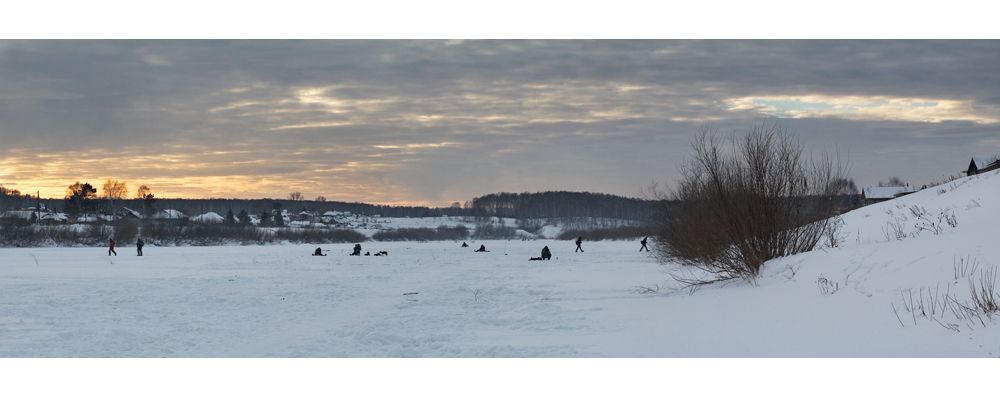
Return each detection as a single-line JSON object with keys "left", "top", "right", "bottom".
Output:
{"left": 461, "top": 242, "right": 469, "bottom": 247}
{"left": 403, "top": 292, "right": 418, "bottom": 295}
{"left": 374, "top": 251, "right": 388, "bottom": 256}
{"left": 365, "top": 251, "right": 370, "bottom": 256}
{"left": 312, "top": 247, "right": 326, "bottom": 256}
{"left": 475, "top": 244, "right": 488, "bottom": 252}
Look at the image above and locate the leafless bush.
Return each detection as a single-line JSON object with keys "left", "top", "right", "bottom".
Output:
{"left": 954, "top": 255, "right": 979, "bottom": 280}
{"left": 816, "top": 276, "right": 839, "bottom": 295}
{"left": 883, "top": 218, "right": 907, "bottom": 241}
{"left": 651, "top": 123, "right": 850, "bottom": 285}
{"left": 633, "top": 282, "right": 664, "bottom": 294}
{"left": 472, "top": 223, "right": 517, "bottom": 240}
{"left": 968, "top": 266, "right": 1000, "bottom": 319}
{"left": 372, "top": 225, "right": 469, "bottom": 241}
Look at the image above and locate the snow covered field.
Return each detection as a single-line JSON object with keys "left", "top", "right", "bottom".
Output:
{"left": 3, "top": 171, "right": 1000, "bottom": 359}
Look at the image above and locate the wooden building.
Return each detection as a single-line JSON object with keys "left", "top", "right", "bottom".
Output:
{"left": 862, "top": 186, "right": 919, "bottom": 205}
{"left": 966, "top": 157, "right": 1000, "bottom": 176}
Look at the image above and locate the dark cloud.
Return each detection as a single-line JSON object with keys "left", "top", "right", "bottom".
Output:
{"left": 1, "top": 40, "right": 998, "bottom": 204}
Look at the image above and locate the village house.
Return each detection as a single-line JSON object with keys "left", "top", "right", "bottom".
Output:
{"left": 862, "top": 186, "right": 919, "bottom": 205}
{"left": 966, "top": 156, "right": 1000, "bottom": 176}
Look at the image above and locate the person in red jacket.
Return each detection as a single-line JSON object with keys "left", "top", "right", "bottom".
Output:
{"left": 108, "top": 237, "right": 117, "bottom": 256}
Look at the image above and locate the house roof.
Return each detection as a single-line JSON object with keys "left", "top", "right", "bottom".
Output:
{"left": 863, "top": 186, "right": 919, "bottom": 200}
{"left": 971, "top": 157, "right": 1000, "bottom": 170}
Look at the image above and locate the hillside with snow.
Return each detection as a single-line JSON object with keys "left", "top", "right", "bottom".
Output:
{"left": 1, "top": 170, "right": 998, "bottom": 357}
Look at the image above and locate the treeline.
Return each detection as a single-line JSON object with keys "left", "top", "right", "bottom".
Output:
{"left": 19, "top": 191, "right": 659, "bottom": 221}
{"left": 32, "top": 198, "right": 474, "bottom": 219}
{"left": 0, "top": 186, "right": 38, "bottom": 212}
{"left": 0, "top": 219, "right": 367, "bottom": 247}
{"left": 470, "top": 191, "right": 654, "bottom": 221}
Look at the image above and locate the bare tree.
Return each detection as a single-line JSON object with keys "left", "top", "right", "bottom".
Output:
{"left": 651, "top": 123, "right": 850, "bottom": 285}
{"left": 315, "top": 196, "right": 327, "bottom": 202}
{"left": 102, "top": 180, "right": 129, "bottom": 218}
{"left": 135, "top": 185, "right": 152, "bottom": 218}
{"left": 288, "top": 192, "right": 304, "bottom": 201}
{"left": 877, "top": 176, "right": 906, "bottom": 187}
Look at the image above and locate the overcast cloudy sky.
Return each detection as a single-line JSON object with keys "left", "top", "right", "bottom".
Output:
{"left": 1, "top": 40, "right": 998, "bottom": 206}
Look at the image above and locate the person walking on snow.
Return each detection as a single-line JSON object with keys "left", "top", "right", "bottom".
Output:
{"left": 108, "top": 237, "right": 117, "bottom": 256}
{"left": 639, "top": 236, "right": 649, "bottom": 252}
{"left": 136, "top": 237, "right": 144, "bottom": 256}
{"left": 575, "top": 236, "right": 584, "bottom": 252}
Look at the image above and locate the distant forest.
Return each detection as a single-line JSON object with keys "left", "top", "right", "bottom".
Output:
{"left": 2, "top": 188, "right": 658, "bottom": 222}
{"left": 469, "top": 191, "right": 654, "bottom": 221}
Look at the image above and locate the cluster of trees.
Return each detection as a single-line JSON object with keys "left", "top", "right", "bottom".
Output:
{"left": 0, "top": 185, "right": 37, "bottom": 212}
{"left": 62, "top": 180, "right": 157, "bottom": 218}
{"left": 469, "top": 191, "right": 652, "bottom": 221}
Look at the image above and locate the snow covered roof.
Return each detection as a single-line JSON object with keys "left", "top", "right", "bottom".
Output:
{"left": 191, "top": 212, "right": 224, "bottom": 223}
{"left": 863, "top": 186, "right": 918, "bottom": 200}
{"left": 152, "top": 209, "right": 187, "bottom": 219}
{"left": 971, "top": 157, "right": 1000, "bottom": 170}
{"left": 120, "top": 207, "right": 142, "bottom": 218}
{"left": 0, "top": 210, "right": 67, "bottom": 221}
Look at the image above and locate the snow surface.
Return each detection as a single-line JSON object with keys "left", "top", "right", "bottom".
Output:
{"left": 3, "top": 170, "right": 1000, "bottom": 359}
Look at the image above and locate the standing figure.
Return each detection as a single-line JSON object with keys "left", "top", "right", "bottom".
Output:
{"left": 108, "top": 237, "right": 117, "bottom": 256}
{"left": 136, "top": 237, "right": 144, "bottom": 256}
{"left": 575, "top": 236, "right": 584, "bottom": 252}
{"left": 541, "top": 246, "right": 551, "bottom": 260}
{"left": 639, "top": 236, "right": 649, "bottom": 252}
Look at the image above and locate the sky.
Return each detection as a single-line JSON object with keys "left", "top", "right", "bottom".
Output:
{"left": 1, "top": 37, "right": 998, "bottom": 206}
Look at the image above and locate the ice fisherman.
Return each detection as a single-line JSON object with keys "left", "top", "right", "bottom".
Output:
{"left": 461, "top": 242, "right": 469, "bottom": 248}
{"left": 475, "top": 244, "right": 488, "bottom": 252}
{"left": 541, "top": 246, "right": 551, "bottom": 260}
{"left": 136, "top": 237, "right": 144, "bottom": 256}
{"left": 313, "top": 247, "right": 326, "bottom": 256}
{"left": 575, "top": 236, "right": 584, "bottom": 252}
{"left": 108, "top": 237, "right": 117, "bottom": 256}
{"left": 350, "top": 244, "right": 362, "bottom": 256}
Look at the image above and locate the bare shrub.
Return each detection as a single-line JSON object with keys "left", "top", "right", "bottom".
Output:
{"left": 472, "top": 223, "right": 517, "bottom": 240}
{"left": 274, "top": 227, "right": 368, "bottom": 244}
{"left": 372, "top": 225, "right": 469, "bottom": 241}
{"left": 651, "top": 123, "right": 850, "bottom": 285}
{"left": 968, "top": 266, "right": 1000, "bottom": 319}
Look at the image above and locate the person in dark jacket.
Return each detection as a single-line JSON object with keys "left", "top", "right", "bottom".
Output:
{"left": 475, "top": 244, "right": 488, "bottom": 252}
{"left": 313, "top": 247, "right": 326, "bottom": 256}
{"left": 108, "top": 237, "right": 117, "bottom": 256}
{"left": 461, "top": 242, "right": 469, "bottom": 248}
{"left": 575, "top": 236, "right": 584, "bottom": 252}
{"left": 639, "top": 237, "right": 649, "bottom": 252}
{"left": 541, "top": 246, "right": 551, "bottom": 260}
{"left": 350, "top": 244, "right": 362, "bottom": 256}
{"left": 136, "top": 238, "right": 144, "bottom": 256}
